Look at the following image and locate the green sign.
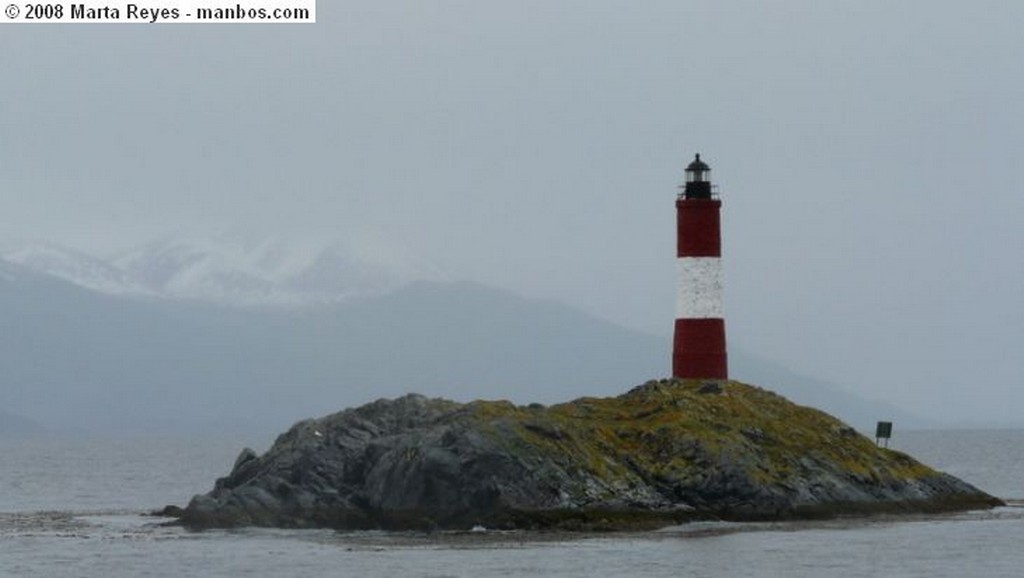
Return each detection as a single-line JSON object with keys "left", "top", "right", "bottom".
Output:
{"left": 876, "top": 421, "right": 893, "bottom": 439}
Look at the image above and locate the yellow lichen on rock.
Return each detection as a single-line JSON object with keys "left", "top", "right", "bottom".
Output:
{"left": 178, "top": 380, "right": 1001, "bottom": 531}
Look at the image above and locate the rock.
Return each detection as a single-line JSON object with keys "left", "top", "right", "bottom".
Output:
{"left": 698, "top": 382, "right": 723, "bottom": 395}
{"left": 176, "top": 380, "right": 1002, "bottom": 530}
{"left": 150, "top": 504, "right": 185, "bottom": 518}
{"left": 232, "top": 448, "right": 259, "bottom": 471}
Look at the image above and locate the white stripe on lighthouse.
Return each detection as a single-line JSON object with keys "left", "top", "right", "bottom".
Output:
{"left": 676, "top": 257, "right": 723, "bottom": 319}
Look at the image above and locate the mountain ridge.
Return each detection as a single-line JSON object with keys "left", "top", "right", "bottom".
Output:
{"left": 0, "top": 244, "right": 928, "bottom": 434}
{"left": 0, "top": 234, "right": 444, "bottom": 307}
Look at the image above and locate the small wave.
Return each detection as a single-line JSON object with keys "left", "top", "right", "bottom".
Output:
{"left": 0, "top": 510, "right": 188, "bottom": 541}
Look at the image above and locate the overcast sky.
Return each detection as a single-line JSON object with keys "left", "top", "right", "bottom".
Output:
{"left": 1, "top": 1, "right": 1022, "bottom": 425}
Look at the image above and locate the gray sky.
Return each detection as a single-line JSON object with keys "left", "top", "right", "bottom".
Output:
{"left": 2, "top": 1, "right": 1023, "bottom": 425}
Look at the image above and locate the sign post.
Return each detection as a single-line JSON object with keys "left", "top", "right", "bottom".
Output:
{"left": 875, "top": 421, "right": 893, "bottom": 448}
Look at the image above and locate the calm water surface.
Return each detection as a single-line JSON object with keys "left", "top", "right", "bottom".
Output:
{"left": 1, "top": 430, "right": 1022, "bottom": 577}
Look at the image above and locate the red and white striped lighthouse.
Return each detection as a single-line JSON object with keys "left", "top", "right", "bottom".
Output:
{"left": 673, "top": 154, "right": 728, "bottom": 379}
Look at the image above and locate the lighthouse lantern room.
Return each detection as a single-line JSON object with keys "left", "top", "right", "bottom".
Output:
{"left": 683, "top": 154, "right": 712, "bottom": 199}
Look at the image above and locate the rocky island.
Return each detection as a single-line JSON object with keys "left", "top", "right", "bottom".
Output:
{"left": 174, "top": 380, "right": 1001, "bottom": 531}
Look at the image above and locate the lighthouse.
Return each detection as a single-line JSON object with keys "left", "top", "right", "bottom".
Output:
{"left": 673, "top": 154, "right": 728, "bottom": 379}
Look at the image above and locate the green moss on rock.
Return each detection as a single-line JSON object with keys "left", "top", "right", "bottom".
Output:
{"left": 177, "top": 379, "right": 1002, "bottom": 531}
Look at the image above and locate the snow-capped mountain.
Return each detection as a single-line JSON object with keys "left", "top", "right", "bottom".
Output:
{"left": 0, "top": 241, "right": 156, "bottom": 297}
{"left": 0, "top": 236, "right": 929, "bottom": 435}
{"left": 0, "top": 232, "right": 446, "bottom": 306}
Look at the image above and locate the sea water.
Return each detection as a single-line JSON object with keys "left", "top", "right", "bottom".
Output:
{"left": 1, "top": 430, "right": 1023, "bottom": 578}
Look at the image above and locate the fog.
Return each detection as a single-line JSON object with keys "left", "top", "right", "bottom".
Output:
{"left": 1, "top": 1, "right": 1022, "bottom": 425}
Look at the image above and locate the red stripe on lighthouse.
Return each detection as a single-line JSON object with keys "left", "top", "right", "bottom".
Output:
{"left": 676, "top": 199, "right": 722, "bottom": 257}
{"left": 673, "top": 318, "right": 727, "bottom": 379}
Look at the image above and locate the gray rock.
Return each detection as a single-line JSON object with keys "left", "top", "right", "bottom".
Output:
{"left": 177, "top": 382, "right": 1002, "bottom": 530}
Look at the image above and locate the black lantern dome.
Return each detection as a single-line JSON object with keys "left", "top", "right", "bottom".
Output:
{"left": 682, "top": 154, "right": 712, "bottom": 200}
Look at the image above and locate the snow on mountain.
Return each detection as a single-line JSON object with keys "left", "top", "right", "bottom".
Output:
{"left": 0, "top": 241, "right": 156, "bottom": 297}
{"left": 0, "top": 232, "right": 446, "bottom": 306}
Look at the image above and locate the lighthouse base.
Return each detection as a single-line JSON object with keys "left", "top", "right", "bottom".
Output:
{"left": 672, "top": 318, "right": 728, "bottom": 379}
